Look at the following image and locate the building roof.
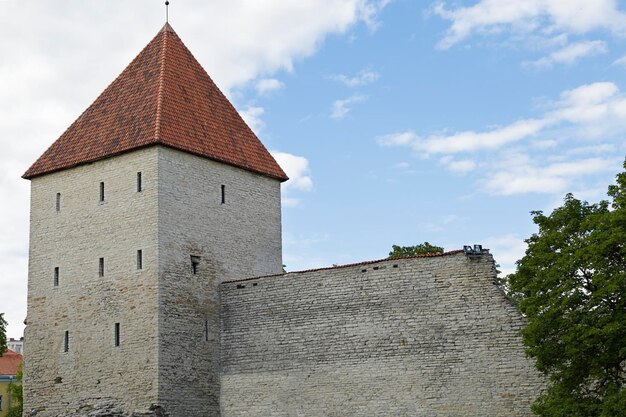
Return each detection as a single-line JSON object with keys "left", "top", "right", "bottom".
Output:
{"left": 23, "top": 23, "right": 288, "bottom": 181}
{"left": 0, "top": 349, "right": 22, "bottom": 376}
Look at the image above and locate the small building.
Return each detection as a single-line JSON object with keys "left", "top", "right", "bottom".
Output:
{"left": 6, "top": 339, "right": 23, "bottom": 356}
{"left": 0, "top": 349, "right": 22, "bottom": 417}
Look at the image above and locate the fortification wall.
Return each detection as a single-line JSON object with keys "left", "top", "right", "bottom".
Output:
{"left": 156, "top": 147, "right": 283, "bottom": 417}
{"left": 220, "top": 252, "right": 545, "bottom": 417}
{"left": 25, "top": 148, "right": 161, "bottom": 416}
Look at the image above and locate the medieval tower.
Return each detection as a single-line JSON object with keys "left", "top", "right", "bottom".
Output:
{"left": 23, "top": 24, "right": 287, "bottom": 416}
{"left": 23, "top": 23, "right": 545, "bottom": 417}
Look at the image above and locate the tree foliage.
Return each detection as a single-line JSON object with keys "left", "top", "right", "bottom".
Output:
{"left": 388, "top": 242, "right": 444, "bottom": 259}
{"left": 7, "top": 364, "right": 23, "bottom": 417}
{"left": 508, "top": 161, "right": 626, "bottom": 416}
{"left": 0, "top": 312, "right": 7, "bottom": 356}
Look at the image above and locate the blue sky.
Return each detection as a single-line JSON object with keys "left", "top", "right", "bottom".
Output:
{"left": 1, "top": 0, "right": 626, "bottom": 338}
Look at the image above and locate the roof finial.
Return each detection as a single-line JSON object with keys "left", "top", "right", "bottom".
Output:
{"left": 165, "top": 1, "right": 170, "bottom": 23}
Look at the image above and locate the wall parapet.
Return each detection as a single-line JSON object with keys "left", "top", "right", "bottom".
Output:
{"left": 222, "top": 248, "right": 468, "bottom": 284}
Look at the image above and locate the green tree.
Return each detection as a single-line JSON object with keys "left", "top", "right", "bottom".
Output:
{"left": 6, "top": 363, "right": 23, "bottom": 417}
{"left": 0, "top": 313, "right": 7, "bottom": 356}
{"left": 388, "top": 242, "right": 444, "bottom": 259}
{"left": 508, "top": 161, "right": 626, "bottom": 416}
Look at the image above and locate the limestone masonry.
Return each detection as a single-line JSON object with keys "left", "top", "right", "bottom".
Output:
{"left": 23, "top": 23, "right": 545, "bottom": 417}
{"left": 221, "top": 253, "right": 544, "bottom": 416}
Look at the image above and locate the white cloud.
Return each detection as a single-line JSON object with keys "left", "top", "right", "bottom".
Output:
{"left": 531, "top": 139, "right": 558, "bottom": 149}
{"left": 557, "top": 81, "right": 618, "bottom": 107}
{"left": 526, "top": 40, "right": 607, "bottom": 68}
{"left": 405, "top": 118, "right": 548, "bottom": 154}
{"left": 357, "top": 0, "right": 392, "bottom": 31}
{"left": 569, "top": 185, "right": 611, "bottom": 203}
{"left": 440, "top": 157, "right": 477, "bottom": 173}
{"left": 452, "top": 161, "right": 475, "bottom": 173}
{"left": 188, "top": 0, "right": 390, "bottom": 90}
{"left": 332, "top": 69, "right": 380, "bottom": 87}
{"left": 613, "top": 55, "right": 626, "bottom": 67}
{"left": 331, "top": 94, "right": 367, "bottom": 119}
{"left": 271, "top": 151, "right": 314, "bottom": 193}
{"left": 566, "top": 144, "right": 616, "bottom": 156}
{"left": 282, "top": 197, "right": 303, "bottom": 208}
{"left": 380, "top": 82, "right": 626, "bottom": 156}
{"left": 484, "top": 156, "right": 620, "bottom": 196}
{"left": 239, "top": 106, "right": 265, "bottom": 134}
{"left": 481, "top": 234, "right": 528, "bottom": 276}
{"left": 434, "top": 0, "right": 626, "bottom": 49}
{"left": 377, "top": 131, "right": 417, "bottom": 146}
{"left": 271, "top": 150, "right": 315, "bottom": 208}
{"left": 377, "top": 82, "right": 626, "bottom": 196}
{"left": 255, "top": 78, "right": 284, "bottom": 95}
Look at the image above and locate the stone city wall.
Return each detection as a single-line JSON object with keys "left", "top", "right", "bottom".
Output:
{"left": 220, "top": 251, "right": 545, "bottom": 417}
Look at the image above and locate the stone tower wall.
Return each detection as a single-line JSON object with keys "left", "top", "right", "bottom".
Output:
{"left": 156, "top": 147, "right": 283, "bottom": 416}
{"left": 25, "top": 148, "right": 161, "bottom": 416}
{"left": 220, "top": 252, "right": 545, "bottom": 417}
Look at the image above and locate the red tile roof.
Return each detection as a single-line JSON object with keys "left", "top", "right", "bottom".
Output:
{"left": 23, "top": 24, "right": 288, "bottom": 181}
{"left": 0, "top": 349, "right": 22, "bottom": 376}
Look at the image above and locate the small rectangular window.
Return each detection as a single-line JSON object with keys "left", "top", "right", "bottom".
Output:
{"left": 137, "top": 172, "right": 142, "bottom": 192}
{"left": 221, "top": 184, "right": 226, "bottom": 204}
{"left": 99, "top": 257, "right": 105, "bottom": 277}
{"left": 114, "top": 323, "right": 120, "bottom": 347}
{"left": 64, "top": 331, "right": 69, "bottom": 352}
{"left": 56, "top": 193, "right": 61, "bottom": 212}
{"left": 191, "top": 255, "right": 200, "bottom": 275}
{"left": 137, "top": 250, "right": 143, "bottom": 270}
{"left": 54, "top": 267, "right": 59, "bottom": 287}
{"left": 99, "top": 182, "right": 105, "bottom": 202}
{"left": 204, "top": 319, "right": 209, "bottom": 342}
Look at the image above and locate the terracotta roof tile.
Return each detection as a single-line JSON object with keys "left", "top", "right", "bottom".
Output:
{"left": 0, "top": 349, "right": 22, "bottom": 376}
{"left": 23, "top": 23, "right": 288, "bottom": 181}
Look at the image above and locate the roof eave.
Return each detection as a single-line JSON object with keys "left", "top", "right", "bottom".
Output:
{"left": 23, "top": 143, "right": 289, "bottom": 182}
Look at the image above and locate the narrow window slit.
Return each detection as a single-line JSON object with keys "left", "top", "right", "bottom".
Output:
{"left": 114, "top": 323, "right": 120, "bottom": 347}
{"left": 221, "top": 184, "right": 226, "bottom": 204}
{"left": 191, "top": 256, "right": 200, "bottom": 275}
{"left": 64, "top": 331, "right": 69, "bottom": 352}
{"left": 99, "top": 182, "right": 105, "bottom": 202}
{"left": 137, "top": 250, "right": 143, "bottom": 270}
{"left": 54, "top": 267, "right": 59, "bottom": 287}
{"left": 204, "top": 319, "right": 209, "bottom": 342}
{"left": 136, "top": 172, "right": 142, "bottom": 192}
{"left": 99, "top": 257, "right": 105, "bottom": 277}
{"left": 56, "top": 193, "right": 61, "bottom": 212}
